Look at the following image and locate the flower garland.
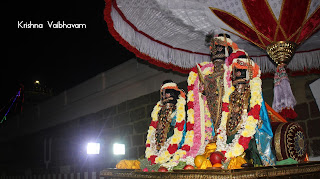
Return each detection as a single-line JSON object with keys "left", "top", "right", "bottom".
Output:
{"left": 215, "top": 57, "right": 262, "bottom": 160}
{"left": 166, "top": 62, "right": 215, "bottom": 161}
{"left": 187, "top": 62, "right": 215, "bottom": 157}
{"left": 145, "top": 95, "right": 186, "bottom": 165}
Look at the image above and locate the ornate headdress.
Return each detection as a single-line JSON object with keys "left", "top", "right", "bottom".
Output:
{"left": 160, "top": 81, "right": 186, "bottom": 99}
{"left": 206, "top": 33, "right": 239, "bottom": 59}
{"left": 231, "top": 56, "right": 260, "bottom": 84}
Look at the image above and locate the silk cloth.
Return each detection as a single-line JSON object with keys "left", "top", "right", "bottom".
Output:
{"left": 254, "top": 95, "right": 276, "bottom": 166}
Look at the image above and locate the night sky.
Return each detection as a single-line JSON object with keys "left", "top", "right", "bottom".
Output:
{"left": 3, "top": 0, "right": 135, "bottom": 106}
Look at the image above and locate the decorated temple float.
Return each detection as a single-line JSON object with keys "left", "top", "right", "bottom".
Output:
{"left": 101, "top": 0, "right": 320, "bottom": 178}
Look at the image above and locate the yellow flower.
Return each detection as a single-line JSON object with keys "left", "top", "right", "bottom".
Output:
{"left": 242, "top": 126, "right": 255, "bottom": 137}
{"left": 202, "top": 68, "right": 212, "bottom": 76}
{"left": 241, "top": 130, "right": 249, "bottom": 137}
{"left": 171, "top": 136, "right": 179, "bottom": 144}
{"left": 145, "top": 148, "right": 152, "bottom": 158}
{"left": 200, "top": 61, "right": 210, "bottom": 66}
{"left": 225, "top": 151, "right": 233, "bottom": 158}
{"left": 173, "top": 130, "right": 183, "bottom": 137}
{"left": 187, "top": 91, "right": 194, "bottom": 102}
{"left": 221, "top": 112, "right": 228, "bottom": 122}
{"left": 223, "top": 95, "right": 229, "bottom": 102}
{"left": 232, "top": 143, "right": 244, "bottom": 156}
{"left": 186, "top": 138, "right": 193, "bottom": 145}
{"left": 164, "top": 151, "right": 170, "bottom": 156}
{"left": 176, "top": 113, "right": 184, "bottom": 122}
{"left": 173, "top": 154, "right": 180, "bottom": 161}
{"left": 253, "top": 82, "right": 260, "bottom": 87}
{"left": 188, "top": 71, "right": 197, "bottom": 85}
{"left": 180, "top": 150, "right": 187, "bottom": 155}
{"left": 187, "top": 109, "right": 195, "bottom": 123}
{"left": 246, "top": 116, "right": 257, "bottom": 126}
{"left": 205, "top": 120, "right": 212, "bottom": 127}
{"left": 155, "top": 157, "right": 160, "bottom": 163}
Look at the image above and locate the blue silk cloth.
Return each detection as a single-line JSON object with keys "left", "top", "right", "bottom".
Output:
{"left": 254, "top": 95, "right": 276, "bottom": 166}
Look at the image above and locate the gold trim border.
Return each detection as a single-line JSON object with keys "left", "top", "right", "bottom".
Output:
{"left": 209, "top": 7, "right": 267, "bottom": 49}
{"left": 275, "top": 123, "right": 285, "bottom": 161}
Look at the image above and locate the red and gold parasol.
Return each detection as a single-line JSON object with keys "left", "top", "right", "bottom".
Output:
{"left": 104, "top": 0, "right": 320, "bottom": 118}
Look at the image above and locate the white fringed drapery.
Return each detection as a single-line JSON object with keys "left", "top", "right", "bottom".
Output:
{"left": 109, "top": 1, "right": 320, "bottom": 74}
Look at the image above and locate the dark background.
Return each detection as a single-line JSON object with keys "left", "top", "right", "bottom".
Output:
{"left": 2, "top": 0, "right": 135, "bottom": 107}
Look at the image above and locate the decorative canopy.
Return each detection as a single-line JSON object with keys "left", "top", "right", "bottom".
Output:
{"left": 104, "top": 0, "right": 320, "bottom": 74}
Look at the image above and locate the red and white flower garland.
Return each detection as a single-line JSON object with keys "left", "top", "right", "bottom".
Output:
{"left": 173, "top": 51, "right": 262, "bottom": 162}
{"left": 215, "top": 57, "right": 262, "bottom": 160}
{"left": 145, "top": 96, "right": 186, "bottom": 165}
{"left": 166, "top": 61, "right": 215, "bottom": 162}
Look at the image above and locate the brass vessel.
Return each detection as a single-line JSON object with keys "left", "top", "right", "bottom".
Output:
{"left": 266, "top": 41, "right": 297, "bottom": 65}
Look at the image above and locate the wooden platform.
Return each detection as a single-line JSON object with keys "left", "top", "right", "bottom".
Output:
{"left": 100, "top": 161, "right": 320, "bottom": 178}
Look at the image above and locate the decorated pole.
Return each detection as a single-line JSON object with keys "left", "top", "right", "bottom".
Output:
{"left": 266, "top": 41, "right": 297, "bottom": 119}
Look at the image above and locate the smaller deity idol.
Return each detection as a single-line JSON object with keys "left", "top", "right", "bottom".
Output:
{"left": 214, "top": 55, "right": 276, "bottom": 166}
{"left": 145, "top": 80, "right": 186, "bottom": 165}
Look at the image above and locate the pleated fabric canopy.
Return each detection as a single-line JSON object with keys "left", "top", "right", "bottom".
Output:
{"left": 104, "top": 0, "right": 320, "bottom": 75}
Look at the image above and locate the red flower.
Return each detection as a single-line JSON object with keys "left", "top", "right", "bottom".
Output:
{"left": 167, "top": 144, "right": 178, "bottom": 154}
{"left": 238, "top": 136, "right": 251, "bottom": 151}
{"left": 150, "top": 121, "right": 158, "bottom": 128}
{"left": 187, "top": 101, "right": 193, "bottom": 108}
{"left": 279, "top": 108, "right": 297, "bottom": 120}
{"left": 146, "top": 144, "right": 150, "bottom": 148}
{"left": 176, "top": 121, "right": 185, "bottom": 131}
{"left": 181, "top": 145, "right": 191, "bottom": 151}
{"left": 226, "top": 51, "right": 246, "bottom": 65}
{"left": 191, "top": 66, "right": 198, "bottom": 73}
{"left": 222, "top": 102, "right": 229, "bottom": 112}
{"left": 248, "top": 104, "right": 260, "bottom": 119}
{"left": 148, "top": 155, "right": 157, "bottom": 165}
{"left": 187, "top": 85, "right": 194, "bottom": 91}
{"left": 186, "top": 122, "right": 194, "bottom": 130}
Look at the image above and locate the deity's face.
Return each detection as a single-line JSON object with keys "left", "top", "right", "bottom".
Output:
{"left": 161, "top": 89, "right": 179, "bottom": 105}
{"left": 210, "top": 38, "right": 233, "bottom": 62}
{"left": 232, "top": 68, "right": 248, "bottom": 86}
{"left": 211, "top": 44, "right": 227, "bottom": 61}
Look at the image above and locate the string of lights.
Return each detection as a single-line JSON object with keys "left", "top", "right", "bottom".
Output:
{"left": 0, "top": 88, "right": 23, "bottom": 124}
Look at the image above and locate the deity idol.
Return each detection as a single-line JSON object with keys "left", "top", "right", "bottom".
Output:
{"left": 145, "top": 80, "right": 187, "bottom": 165}
{"left": 178, "top": 34, "right": 276, "bottom": 166}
